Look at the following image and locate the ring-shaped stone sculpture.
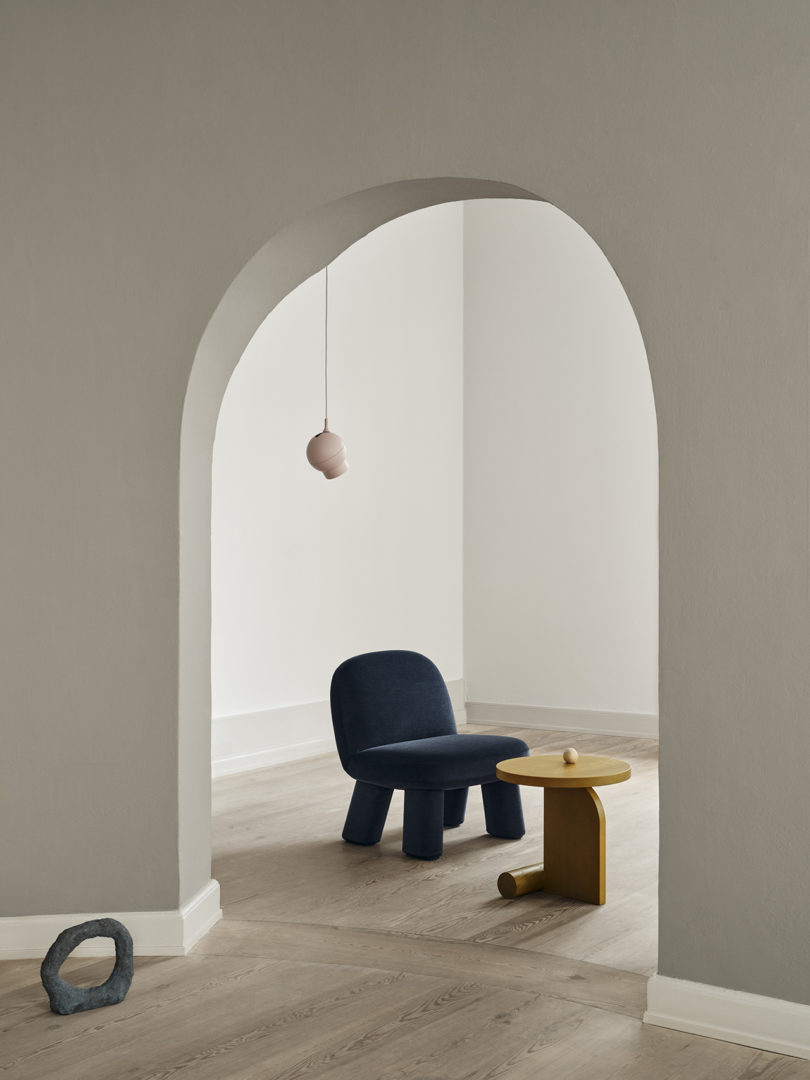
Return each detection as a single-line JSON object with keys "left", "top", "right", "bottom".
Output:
{"left": 40, "top": 917, "right": 134, "bottom": 1015}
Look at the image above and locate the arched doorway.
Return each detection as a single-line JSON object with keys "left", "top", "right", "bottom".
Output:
{"left": 180, "top": 178, "right": 657, "bottom": 939}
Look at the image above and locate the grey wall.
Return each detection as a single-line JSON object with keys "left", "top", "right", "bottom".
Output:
{"left": 2, "top": 2, "right": 809, "bottom": 1004}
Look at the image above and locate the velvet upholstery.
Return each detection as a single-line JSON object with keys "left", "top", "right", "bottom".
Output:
{"left": 330, "top": 650, "right": 529, "bottom": 859}
{"left": 350, "top": 733, "right": 529, "bottom": 790}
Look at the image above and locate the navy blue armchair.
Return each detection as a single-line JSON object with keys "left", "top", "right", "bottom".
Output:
{"left": 330, "top": 650, "right": 529, "bottom": 859}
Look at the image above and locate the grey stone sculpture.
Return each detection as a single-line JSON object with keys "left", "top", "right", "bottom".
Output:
{"left": 40, "top": 917, "right": 133, "bottom": 1015}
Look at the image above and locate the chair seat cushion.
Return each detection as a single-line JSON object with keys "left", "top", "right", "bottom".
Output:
{"left": 349, "top": 733, "right": 529, "bottom": 791}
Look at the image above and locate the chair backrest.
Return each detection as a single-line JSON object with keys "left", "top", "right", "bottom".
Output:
{"left": 330, "top": 650, "right": 457, "bottom": 768}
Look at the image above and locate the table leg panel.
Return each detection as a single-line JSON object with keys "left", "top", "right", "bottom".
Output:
{"left": 543, "top": 786, "right": 606, "bottom": 904}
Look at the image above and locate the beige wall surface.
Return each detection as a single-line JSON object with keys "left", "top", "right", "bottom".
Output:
{"left": 2, "top": 2, "right": 809, "bottom": 1003}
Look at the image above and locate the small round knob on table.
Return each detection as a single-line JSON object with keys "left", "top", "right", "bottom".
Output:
{"left": 562, "top": 747, "right": 579, "bottom": 764}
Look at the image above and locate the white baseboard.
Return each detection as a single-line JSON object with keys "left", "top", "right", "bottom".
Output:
{"left": 180, "top": 879, "right": 224, "bottom": 953}
{"left": 212, "top": 679, "right": 467, "bottom": 777}
{"left": 213, "top": 738, "right": 335, "bottom": 777}
{"left": 465, "top": 700, "right": 658, "bottom": 739}
{"left": 644, "top": 974, "right": 810, "bottom": 1061}
{"left": 0, "top": 879, "right": 222, "bottom": 960}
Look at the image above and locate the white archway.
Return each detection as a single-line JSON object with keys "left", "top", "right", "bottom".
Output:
{"left": 179, "top": 177, "right": 656, "bottom": 916}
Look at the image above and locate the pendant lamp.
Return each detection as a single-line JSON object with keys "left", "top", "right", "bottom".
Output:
{"left": 306, "top": 264, "right": 348, "bottom": 479}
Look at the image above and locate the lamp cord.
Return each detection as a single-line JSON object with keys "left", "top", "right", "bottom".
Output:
{"left": 323, "top": 264, "right": 329, "bottom": 431}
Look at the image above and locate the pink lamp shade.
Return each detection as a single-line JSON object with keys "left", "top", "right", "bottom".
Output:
{"left": 306, "top": 426, "right": 348, "bottom": 479}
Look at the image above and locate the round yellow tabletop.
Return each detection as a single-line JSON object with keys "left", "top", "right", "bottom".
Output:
{"left": 496, "top": 754, "right": 631, "bottom": 789}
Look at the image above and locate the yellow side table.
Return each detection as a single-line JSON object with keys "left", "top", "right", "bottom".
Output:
{"left": 495, "top": 754, "right": 631, "bottom": 905}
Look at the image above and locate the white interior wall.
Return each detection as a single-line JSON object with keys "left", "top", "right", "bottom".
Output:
{"left": 211, "top": 203, "right": 465, "bottom": 774}
{"left": 463, "top": 200, "right": 658, "bottom": 732}
{"left": 212, "top": 198, "right": 658, "bottom": 773}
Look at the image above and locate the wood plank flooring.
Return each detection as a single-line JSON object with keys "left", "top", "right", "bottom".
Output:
{"left": 3, "top": 725, "right": 809, "bottom": 1079}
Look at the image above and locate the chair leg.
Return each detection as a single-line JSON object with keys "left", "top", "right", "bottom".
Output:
{"left": 342, "top": 781, "right": 393, "bottom": 846}
{"left": 481, "top": 780, "right": 525, "bottom": 839}
{"left": 403, "top": 789, "right": 444, "bottom": 859}
{"left": 443, "top": 787, "right": 468, "bottom": 828}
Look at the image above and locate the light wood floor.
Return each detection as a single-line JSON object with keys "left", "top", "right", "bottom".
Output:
{"left": 3, "top": 725, "right": 809, "bottom": 1079}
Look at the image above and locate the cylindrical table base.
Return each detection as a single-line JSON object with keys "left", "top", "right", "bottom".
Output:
{"left": 497, "top": 863, "right": 546, "bottom": 899}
